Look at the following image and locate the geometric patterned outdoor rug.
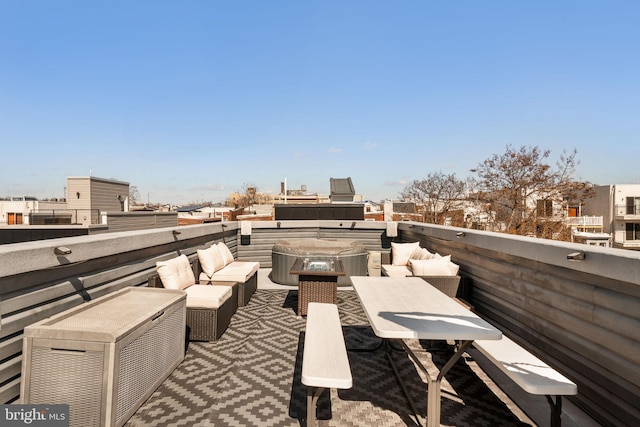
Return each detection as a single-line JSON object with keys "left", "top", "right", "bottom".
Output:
{"left": 125, "top": 290, "right": 533, "bottom": 427}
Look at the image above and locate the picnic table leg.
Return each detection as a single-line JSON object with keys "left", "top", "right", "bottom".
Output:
{"left": 386, "top": 340, "right": 423, "bottom": 426}
{"left": 426, "top": 340, "right": 473, "bottom": 427}
{"left": 389, "top": 339, "right": 474, "bottom": 427}
{"left": 307, "top": 386, "right": 324, "bottom": 427}
{"left": 547, "top": 395, "right": 563, "bottom": 427}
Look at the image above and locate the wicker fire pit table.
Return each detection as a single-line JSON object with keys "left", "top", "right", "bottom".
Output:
{"left": 289, "top": 257, "right": 345, "bottom": 316}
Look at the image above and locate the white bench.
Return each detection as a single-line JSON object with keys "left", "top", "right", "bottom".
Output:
{"left": 302, "top": 303, "right": 353, "bottom": 427}
{"left": 474, "top": 334, "right": 577, "bottom": 427}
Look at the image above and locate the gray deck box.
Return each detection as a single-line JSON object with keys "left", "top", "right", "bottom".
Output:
{"left": 20, "top": 287, "right": 186, "bottom": 427}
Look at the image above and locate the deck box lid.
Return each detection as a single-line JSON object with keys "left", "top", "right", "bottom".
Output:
{"left": 24, "top": 287, "right": 186, "bottom": 342}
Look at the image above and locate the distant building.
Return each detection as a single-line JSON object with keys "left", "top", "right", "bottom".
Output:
{"left": 582, "top": 184, "right": 640, "bottom": 250}
{"left": 363, "top": 200, "right": 384, "bottom": 221}
{"left": 66, "top": 176, "right": 130, "bottom": 225}
{"left": 383, "top": 201, "right": 422, "bottom": 222}
{"left": 571, "top": 230, "right": 612, "bottom": 247}
{"left": 176, "top": 206, "right": 230, "bottom": 225}
{"left": 271, "top": 182, "right": 328, "bottom": 204}
{"left": 0, "top": 198, "right": 67, "bottom": 226}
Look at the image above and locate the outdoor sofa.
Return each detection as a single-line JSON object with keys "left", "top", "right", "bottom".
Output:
{"left": 381, "top": 241, "right": 462, "bottom": 298}
{"left": 193, "top": 241, "right": 260, "bottom": 307}
{"left": 149, "top": 253, "right": 237, "bottom": 342}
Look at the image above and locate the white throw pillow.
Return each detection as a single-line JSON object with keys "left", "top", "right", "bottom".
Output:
{"left": 409, "top": 246, "right": 423, "bottom": 260}
{"left": 410, "top": 247, "right": 437, "bottom": 260}
{"left": 391, "top": 242, "right": 421, "bottom": 266}
{"left": 408, "top": 255, "right": 460, "bottom": 276}
{"left": 197, "top": 245, "right": 225, "bottom": 277}
{"left": 156, "top": 254, "right": 195, "bottom": 290}
{"left": 217, "top": 242, "right": 235, "bottom": 266}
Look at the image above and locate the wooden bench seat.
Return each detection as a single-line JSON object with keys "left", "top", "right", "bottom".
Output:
{"left": 302, "top": 303, "right": 352, "bottom": 427}
{"left": 473, "top": 335, "right": 577, "bottom": 427}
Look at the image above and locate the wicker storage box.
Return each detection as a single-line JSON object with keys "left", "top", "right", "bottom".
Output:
{"left": 20, "top": 287, "right": 186, "bottom": 427}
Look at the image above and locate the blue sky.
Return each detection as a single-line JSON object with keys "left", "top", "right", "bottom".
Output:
{"left": 1, "top": 1, "right": 639, "bottom": 204}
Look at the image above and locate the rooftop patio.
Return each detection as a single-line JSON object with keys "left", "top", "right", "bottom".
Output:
{"left": 123, "top": 270, "right": 597, "bottom": 427}
{"left": 2, "top": 220, "right": 638, "bottom": 426}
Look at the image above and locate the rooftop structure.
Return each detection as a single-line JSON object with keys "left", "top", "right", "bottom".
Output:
{"left": 66, "top": 176, "right": 130, "bottom": 225}
{"left": 330, "top": 177, "right": 356, "bottom": 203}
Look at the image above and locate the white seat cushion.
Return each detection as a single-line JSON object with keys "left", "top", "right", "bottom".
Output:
{"left": 156, "top": 254, "right": 196, "bottom": 290}
{"left": 184, "top": 284, "right": 233, "bottom": 309}
{"left": 411, "top": 247, "right": 438, "bottom": 261}
{"left": 408, "top": 255, "right": 459, "bottom": 276}
{"left": 198, "top": 272, "right": 215, "bottom": 284}
{"left": 210, "top": 261, "right": 259, "bottom": 282}
{"left": 381, "top": 264, "right": 412, "bottom": 277}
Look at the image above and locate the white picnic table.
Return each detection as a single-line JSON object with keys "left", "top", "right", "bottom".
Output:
{"left": 351, "top": 276, "right": 502, "bottom": 427}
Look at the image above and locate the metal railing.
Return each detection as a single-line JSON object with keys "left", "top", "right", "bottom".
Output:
{"left": 565, "top": 216, "right": 603, "bottom": 226}
{"left": 30, "top": 209, "right": 101, "bottom": 225}
{"left": 615, "top": 204, "right": 640, "bottom": 216}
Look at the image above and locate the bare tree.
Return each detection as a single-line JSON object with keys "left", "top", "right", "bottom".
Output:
{"left": 229, "top": 183, "right": 272, "bottom": 210}
{"left": 400, "top": 172, "right": 467, "bottom": 224}
{"left": 470, "top": 145, "right": 594, "bottom": 239}
{"left": 129, "top": 185, "right": 141, "bottom": 205}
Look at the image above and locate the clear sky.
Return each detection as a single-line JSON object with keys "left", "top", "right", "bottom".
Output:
{"left": 1, "top": 1, "right": 639, "bottom": 205}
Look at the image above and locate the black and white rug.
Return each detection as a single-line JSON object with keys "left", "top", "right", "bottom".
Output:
{"left": 125, "top": 290, "right": 530, "bottom": 427}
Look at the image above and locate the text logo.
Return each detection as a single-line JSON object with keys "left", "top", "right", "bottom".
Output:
{"left": 1, "top": 405, "right": 69, "bottom": 426}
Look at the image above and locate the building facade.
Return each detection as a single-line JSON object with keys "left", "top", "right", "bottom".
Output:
{"left": 66, "top": 176, "right": 130, "bottom": 225}
{"left": 582, "top": 184, "right": 640, "bottom": 250}
{"left": 0, "top": 198, "right": 67, "bottom": 226}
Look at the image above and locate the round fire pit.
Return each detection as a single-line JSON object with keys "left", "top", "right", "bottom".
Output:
{"left": 271, "top": 238, "right": 367, "bottom": 286}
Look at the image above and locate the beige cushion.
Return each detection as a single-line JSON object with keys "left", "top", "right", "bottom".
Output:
{"left": 408, "top": 255, "right": 459, "bottom": 276}
{"left": 217, "top": 242, "right": 235, "bottom": 266}
{"left": 156, "top": 254, "right": 196, "bottom": 290}
{"left": 198, "top": 272, "right": 214, "bottom": 284}
{"left": 184, "top": 284, "right": 233, "bottom": 309}
{"left": 391, "top": 242, "right": 421, "bottom": 266}
{"left": 381, "top": 264, "right": 412, "bottom": 277}
{"left": 211, "top": 261, "right": 260, "bottom": 282}
{"left": 409, "top": 247, "right": 437, "bottom": 261}
{"left": 198, "top": 245, "right": 225, "bottom": 277}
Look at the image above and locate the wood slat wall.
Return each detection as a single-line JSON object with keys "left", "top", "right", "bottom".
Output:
{"left": 88, "top": 179, "right": 129, "bottom": 213}
{"left": 0, "top": 224, "right": 234, "bottom": 403}
{"left": 400, "top": 225, "right": 640, "bottom": 427}
{"left": 105, "top": 212, "right": 178, "bottom": 232}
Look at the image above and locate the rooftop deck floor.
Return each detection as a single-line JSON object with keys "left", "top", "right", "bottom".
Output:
{"left": 125, "top": 269, "right": 598, "bottom": 427}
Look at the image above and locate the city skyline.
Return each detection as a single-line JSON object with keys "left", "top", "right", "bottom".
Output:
{"left": 2, "top": 1, "right": 639, "bottom": 204}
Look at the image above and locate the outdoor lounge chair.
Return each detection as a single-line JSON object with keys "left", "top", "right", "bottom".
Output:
{"left": 149, "top": 254, "right": 237, "bottom": 341}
